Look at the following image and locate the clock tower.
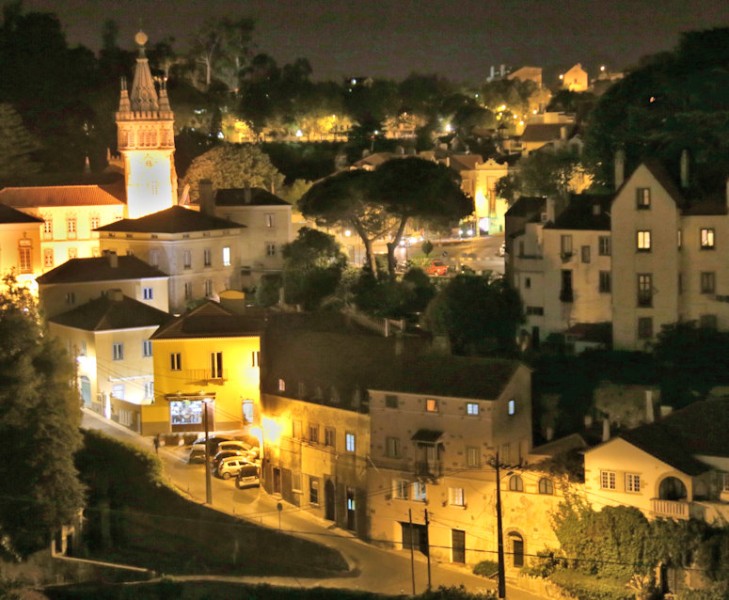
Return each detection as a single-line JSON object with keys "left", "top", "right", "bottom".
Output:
{"left": 116, "top": 31, "right": 177, "bottom": 219}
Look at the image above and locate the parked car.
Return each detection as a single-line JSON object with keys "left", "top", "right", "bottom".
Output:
{"left": 212, "top": 449, "right": 247, "bottom": 470}
{"left": 235, "top": 464, "right": 261, "bottom": 489}
{"left": 217, "top": 456, "right": 251, "bottom": 479}
{"left": 187, "top": 436, "right": 234, "bottom": 464}
{"left": 425, "top": 260, "right": 449, "bottom": 276}
{"left": 217, "top": 440, "right": 251, "bottom": 453}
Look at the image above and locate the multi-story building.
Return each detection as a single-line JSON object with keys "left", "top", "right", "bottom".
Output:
{"left": 96, "top": 206, "right": 244, "bottom": 314}
{"left": 47, "top": 290, "right": 170, "bottom": 430}
{"left": 143, "top": 301, "right": 264, "bottom": 436}
{"left": 198, "top": 182, "right": 293, "bottom": 286}
{"left": 36, "top": 253, "right": 169, "bottom": 319}
{"left": 507, "top": 156, "right": 729, "bottom": 351}
{"left": 448, "top": 156, "right": 510, "bottom": 234}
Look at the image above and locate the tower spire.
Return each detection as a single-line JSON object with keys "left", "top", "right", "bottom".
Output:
{"left": 129, "top": 30, "right": 159, "bottom": 112}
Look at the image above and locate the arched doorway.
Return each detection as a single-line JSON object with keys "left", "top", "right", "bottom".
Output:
{"left": 659, "top": 477, "right": 687, "bottom": 501}
{"left": 509, "top": 532, "right": 525, "bottom": 568}
{"left": 324, "top": 479, "right": 336, "bottom": 521}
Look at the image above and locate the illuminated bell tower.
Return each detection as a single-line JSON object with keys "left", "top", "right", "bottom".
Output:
{"left": 116, "top": 30, "right": 177, "bottom": 219}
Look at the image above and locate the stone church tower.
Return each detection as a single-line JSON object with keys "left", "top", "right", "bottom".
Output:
{"left": 116, "top": 31, "right": 177, "bottom": 219}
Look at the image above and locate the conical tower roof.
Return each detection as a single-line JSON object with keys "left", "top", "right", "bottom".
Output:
{"left": 128, "top": 30, "right": 159, "bottom": 112}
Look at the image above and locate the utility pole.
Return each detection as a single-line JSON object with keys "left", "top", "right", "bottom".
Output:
{"left": 408, "top": 508, "right": 416, "bottom": 595}
{"left": 424, "top": 508, "right": 432, "bottom": 592}
{"left": 203, "top": 399, "right": 213, "bottom": 505}
{"left": 495, "top": 451, "right": 506, "bottom": 599}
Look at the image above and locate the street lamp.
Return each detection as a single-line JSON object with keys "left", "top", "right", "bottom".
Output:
{"left": 202, "top": 397, "right": 213, "bottom": 505}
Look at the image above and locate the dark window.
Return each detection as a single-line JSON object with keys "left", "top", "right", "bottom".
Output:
{"left": 599, "top": 271, "right": 611, "bottom": 293}
{"left": 538, "top": 478, "right": 554, "bottom": 494}
{"left": 637, "top": 274, "right": 652, "bottom": 307}
{"left": 638, "top": 317, "right": 653, "bottom": 340}
{"left": 385, "top": 394, "right": 398, "bottom": 408}
{"left": 560, "top": 270, "right": 573, "bottom": 303}
{"left": 598, "top": 236, "right": 611, "bottom": 256}
{"left": 509, "top": 475, "right": 524, "bottom": 492}
{"left": 526, "top": 306, "right": 544, "bottom": 315}
{"left": 636, "top": 188, "right": 651, "bottom": 209}
{"left": 701, "top": 272, "right": 716, "bottom": 294}
{"left": 581, "top": 245, "right": 591, "bottom": 263}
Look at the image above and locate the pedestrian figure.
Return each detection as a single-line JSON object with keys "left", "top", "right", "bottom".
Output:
{"left": 153, "top": 433, "right": 160, "bottom": 454}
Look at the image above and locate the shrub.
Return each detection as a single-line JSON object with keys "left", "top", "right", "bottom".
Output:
{"left": 472, "top": 559, "right": 499, "bottom": 578}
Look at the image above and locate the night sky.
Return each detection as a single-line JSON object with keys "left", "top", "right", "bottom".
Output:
{"left": 23, "top": 0, "right": 729, "bottom": 83}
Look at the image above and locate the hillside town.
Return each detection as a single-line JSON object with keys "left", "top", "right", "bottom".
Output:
{"left": 2, "top": 5, "right": 729, "bottom": 600}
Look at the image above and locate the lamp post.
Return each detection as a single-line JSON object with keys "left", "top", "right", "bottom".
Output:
{"left": 203, "top": 398, "right": 213, "bottom": 505}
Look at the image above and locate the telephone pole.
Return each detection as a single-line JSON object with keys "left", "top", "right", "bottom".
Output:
{"left": 495, "top": 451, "right": 506, "bottom": 599}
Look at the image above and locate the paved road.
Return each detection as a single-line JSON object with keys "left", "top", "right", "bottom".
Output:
{"left": 82, "top": 409, "right": 546, "bottom": 599}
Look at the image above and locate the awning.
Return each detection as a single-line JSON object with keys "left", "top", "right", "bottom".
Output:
{"left": 411, "top": 429, "right": 443, "bottom": 443}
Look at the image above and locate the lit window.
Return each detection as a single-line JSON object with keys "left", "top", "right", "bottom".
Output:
{"left": 385, "top": 436, "right": 401, "bottom": 458}
{"left": 600, "top": 470, "right": 617, "bottom": 490}
{"left": 636, "top": 188, "right": 651, "bottom": 209}
{"left": 508, "top": 399, "right": 516, "bottom": 415}
{"left": 701, "top": 272, "right": 716, "bottom": 294}
{"left": 466, "top": 402, "right": 479, "bottom": 416}
{"left": 170, "top": 352, "right": 182, "bottom": 371}
{"left": 143, "top": 340, "right": 153, "bottom": 357}
{"left": 393, "top": 479, "right": 409, "bottom": 499}
{"left": 345, "top": 432, "right": 356, "bottom": 453}
{"left": 278, "top": 378, "right": 285, "bottom": 392}
{"left": 222, "top": 246, "right": 231, "bottom": 266}
{"left": 466, "top": 447, "right": 480, "bottom": 468}
{"left": 143, "top": 287, "right": 153, "bottom": 300}
{"left": 626, "top": 473, "right": 641, "bottom": 493}
{"left": 412, "top": 481, "right": 427, "bottom": 502}
{"left": 509, "top": 475, "right": 524, "bottom": 492}
{"left": 112, "top": 343, "right": 124, "bottom": 361}
{"left": 144, "top": 381, "right": 154, "bottom": 399}
{"left": 637, "top": 230, "right": 651, "bottom": 252}
{"left": 700, "top": 228, "right": 715, "bottom": 249}
{"left": 538, "top": 478, "right": 554, "bottom": 495}
{"left": 425, "top": 398, "right": 439, "bottom": 413}
{"left": 449, "top": 487, "right": 466, "bottom": 507}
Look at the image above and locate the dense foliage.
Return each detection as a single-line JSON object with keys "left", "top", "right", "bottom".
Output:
{"left": 0, "top": 277, "right": 84, "bottom": 558}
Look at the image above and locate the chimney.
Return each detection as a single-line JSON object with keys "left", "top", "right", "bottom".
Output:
{"left": 592, "top": 202, "right": 601, "bottom": 216}
{"left": 559, "top": 126, "right": 568, "bottom": 141}
{"left": 107, "top": 251, "right": 118, "bottom": 268}
{"left": 680, "top": 149, "right": 690, "bottom": 189}
{"left": 244, "top": 186, "right": 252, "bottom": 204}
{"left": 645, "top": 390, "right": 655, "bottom": 423}
{"left": 614, "top": 149, "right": 625, "bottom": 190}
{"left": 545, "top": 197, "right": 556, "bottom": 223}
{"left": 198, "top": 179, "right": 215, "bottom": 216}
{"left": 602, "top": 418, "right": 610, "bottom": 442}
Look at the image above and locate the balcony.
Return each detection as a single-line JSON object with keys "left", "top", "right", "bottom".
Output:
{"left": 186, "top": 369, "right": 226, "bottom": 384}
{"left": 415, "top": 460, "right": 443, "bottom": 480}
{"left": 651, "top": 498, "right": 690, "bottom": 520}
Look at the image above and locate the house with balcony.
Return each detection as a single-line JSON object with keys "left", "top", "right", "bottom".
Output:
{"left": 47, "top": 290, "right": 171, "bottom": 430}
{"left": 96, "top": 205, "right": 244, "bottom": 314}
{"left": 367, "top": 356, "right": 535, "bottom": 567}
{"left": 142, "top": 300, "right": 265, "bottom": 436}
{"left": 36, "top": 252, "right": 169, "bottom": 319}
{"left": 584, "top": 398, "right": 729, "bottom": 524}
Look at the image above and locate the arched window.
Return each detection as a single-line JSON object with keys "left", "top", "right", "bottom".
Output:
{"left": 508, "top": 475, "right": 524, "bottom": 492}
{"left": 538, "top": 477, "right": 554, "bottom": 495}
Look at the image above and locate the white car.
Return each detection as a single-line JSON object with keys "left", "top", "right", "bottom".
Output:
{"left": 217, "top": 456, "right": 251, "bottom": 480}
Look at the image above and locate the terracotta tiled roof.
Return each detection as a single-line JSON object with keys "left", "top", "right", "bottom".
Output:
{"left": 49, "top": 294, "right": 171, "bottom": 331}
{"left": 214, "top": 188, "right": 290, "bottom": 207}
{"left": 521, "top": 123, "right": 574, "bottom": 143}
{"left": 152, "top": 301, "right": 264, "bottom": 339}
{"left": 505, "top": 196, "right": 545, "bottom": 218}
{"left": 0, "top": 203, "right": 43, "bottom": 224}
{"left": 546, "top": 194, "right": 612, "bottom": 230}
{"left": 36, "top": 255, "right": 167, "bottom": 285}
{"left": 448, "top": 154, "right": 483, "bottom": 171}
{"left": 96, "top": 205, "right": 244, "bottom": 234}
{"left": 0, "top": 182, "right": 125, "bottom": 208}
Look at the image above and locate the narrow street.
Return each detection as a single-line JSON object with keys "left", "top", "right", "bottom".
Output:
{"left": 81, "top": 409, "right": 546, "bottom": 598}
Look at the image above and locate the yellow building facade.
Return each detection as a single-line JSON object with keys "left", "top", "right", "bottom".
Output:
{"left": 143, "top": 301, "right": 263, "bottom": 436}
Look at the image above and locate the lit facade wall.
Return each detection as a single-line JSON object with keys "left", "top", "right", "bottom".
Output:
{"left": 458, "top": 159, "right": 509, "bottom": 234}
{"left": 144, "top": 334, "right": 261, "bottom": 436}
{"left": 0, "top": 221, "right": 42, "bottom": 289}
{"left": 123, "top": 149, "right": 176, "bottom": 219}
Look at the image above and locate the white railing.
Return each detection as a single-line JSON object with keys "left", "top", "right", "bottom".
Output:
{"left": 651, "top": 498, "right": 689, "bottom": 519}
